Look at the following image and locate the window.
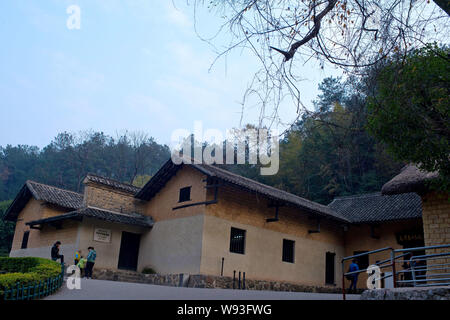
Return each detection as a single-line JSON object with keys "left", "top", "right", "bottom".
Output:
{"left": 229, "top": 227, "right": 246, "bottom": 254}
{"left": 282, "top": 239, "right": 295, "bottom": 263}
{"left": 179, "top": 186, "right": 191, "bottom": 202}
{"left": 325, "top": 252, "right": 336, "bottom": 284}
{"left": 353, "top": 251, "right": 369, "bottom": 270}
{"left": 21, "top": 231, "right": 30, "bottom": 249}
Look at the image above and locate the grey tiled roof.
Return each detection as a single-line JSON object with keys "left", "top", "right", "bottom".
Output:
{"left": 328, "top": 192, "right": 422, "bottom": 223}
{"left": 26, "top": 207, "right": 154, "bottom": 228}
{"left": 84, "top": 173, "right": 141, "bottom": 194}
{"left": 194, "top": 163, "right": 350, "bottom": 222}
{"left": 26, "top": 180, "right": 83, "bottom": 209}
{"left": 136, "top": 158, "right": 350, "bottom": 223}
{"left": 4, "top": 181, "right": 83, "bottom": 221}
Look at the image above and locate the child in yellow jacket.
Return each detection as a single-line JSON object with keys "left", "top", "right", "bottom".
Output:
{"left": 76, "top": 256, "right": 87, "bottom": 278}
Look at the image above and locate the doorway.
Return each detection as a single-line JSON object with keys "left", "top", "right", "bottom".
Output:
{"left": 118, "top": 231, "right": 141, "bottom": 271}
{"left": 325, "top": 252, "right": 336, "bottom": 285}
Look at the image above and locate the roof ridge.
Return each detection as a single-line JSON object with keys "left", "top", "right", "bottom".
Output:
{"left": 85, "top": 173, "right": 140, "bottom": 190}
{"left": 195, "top": 163, "right": 331, "bottom": 210}
{"left": 26, "top": 180, "right": 83, "bottom": 196}
{"left": 85, "top": 206, "right": 146, "bottom": 218}
{"left": 332, "top": 192, "right": 382, "bottom": 201}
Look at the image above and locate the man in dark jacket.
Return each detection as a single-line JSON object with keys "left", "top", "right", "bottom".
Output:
{"left": 51, "top": 241, "right": 64, "bottom": 264}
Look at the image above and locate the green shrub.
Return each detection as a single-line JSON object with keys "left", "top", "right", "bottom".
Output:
{"left": 0, "top": 257, "right": 60, "bottom": 274}
{"left": 141, "top": 267, "right": 156, "bottom": 274}
{"left": 0, "top": 257, "right": 62, "bottom": 291}
{"left": 0, "top": 273, "right": 37, "bottom": 289}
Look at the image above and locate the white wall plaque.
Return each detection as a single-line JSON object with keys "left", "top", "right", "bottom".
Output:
{"left": 93, "top": 228, "right": 111, "bottom": 243}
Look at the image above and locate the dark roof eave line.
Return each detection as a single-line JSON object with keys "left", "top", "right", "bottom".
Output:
{"left": 26, "top": 208, "right": 154, "bottom": 228}
{"left": 3, "top": 184, "right": 31, "bottom": 221}
{"left": 26, "top": 212, "right": 81, "bottom": 226}
{"left": 190, "top": 164, "right": 216, "bottom": 177}
{"left": 214, "top": 178, "right": 350, "bottom": 223}
{"left": 135, "top": 159, "right": 188, "bottom": 200}
{"left": 135, "top": 160, "right": 349, "bottom": 222}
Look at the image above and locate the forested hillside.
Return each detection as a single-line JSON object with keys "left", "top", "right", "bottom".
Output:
{"left": 0, "top": 131, "right": 171, "bottom": 202}
{"left": 223, "top": 76, "right": 404, "bottom": 205}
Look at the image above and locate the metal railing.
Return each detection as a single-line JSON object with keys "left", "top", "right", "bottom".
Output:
{"left": 1, "top": 264, "right": 65, "bottom": 300}
{"left": 341, "top": 244, "right": 450, "bottom": 300}
{"left": 393, "top": 244, "right": 450, "bottom": 288}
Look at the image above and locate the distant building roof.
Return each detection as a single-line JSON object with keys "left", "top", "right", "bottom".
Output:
{"left": 26, "top": 207, "right": 154, "bottom": 228}
{"left": 382, "top": 164, "right": 439, "bottom": 195}
{"left": 135, "top": 159, "right": 350, "bottom": 223}
{"left": 84, "top": 173, "right": 141, "bottom": 195}
{"left": 3, "top": 181, "right": 83, "bottom": 221}
{"left": 328, "top": 192, "right": 422, "bottom": 223}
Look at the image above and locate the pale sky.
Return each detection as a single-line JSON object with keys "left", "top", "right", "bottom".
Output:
{"left": 0, "top": 0, "right": 341, "bottom": 148}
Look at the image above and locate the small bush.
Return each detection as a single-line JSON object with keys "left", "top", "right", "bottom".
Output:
{"left": 0, "top": 257, "right": 62, "bottom": 290}
{"left": 0, "top": 273, "right": 37, "bottom": 289}
{"left": 141, "top": 267, "right": 156, "bottom": 274}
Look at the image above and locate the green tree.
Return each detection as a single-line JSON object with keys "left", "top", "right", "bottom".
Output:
{"left": 0, "top": 200, "right": 14, "bottom": 256}
{"left": 367, "top": 44, "right": 450, "bottom": 187}
{"left": 0, "top": 130, "right": 171, "bottom": 201}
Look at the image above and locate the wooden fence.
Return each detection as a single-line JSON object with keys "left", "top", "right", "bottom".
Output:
{"left": 1, "top": 265, "right": 64, "bottom": 300}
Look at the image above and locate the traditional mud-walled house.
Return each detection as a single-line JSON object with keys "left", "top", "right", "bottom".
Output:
{"left": 382, "top": 164, "right": 449, "bottom": 280}
{"left": 4, "top": 159, "right": 429, "bottom": 289}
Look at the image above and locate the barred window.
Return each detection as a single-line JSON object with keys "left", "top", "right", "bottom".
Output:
{"left": 229, "top": 227, "right": 246, "bottom": 254}
{"left": 21, "top": 231, "right": 30, "bottom": 249}
{"left": 282, "top": 239, "right": 295, "bottom": 263}
{"left": 179, "top": 186, "right": 191, "bottom": 202}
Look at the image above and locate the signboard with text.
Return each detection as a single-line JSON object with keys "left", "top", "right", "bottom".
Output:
{"left": 94, "top": 228, "right": 111, "bottom": 243}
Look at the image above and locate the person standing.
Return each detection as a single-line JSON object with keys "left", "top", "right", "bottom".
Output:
{"left": 348, "top": 259, "right": 360, "bottom": 293}
{"left": 74, "top": 249, "right": 82, "bottom": 266}
{"left": 85, "top": 246, "right": 97, "bottom": 279}
{"left": 51, "top": 241, "right": 64, "bottom": 264}
{"left": 76, "top": 256, "right": 87, "bottom": 278}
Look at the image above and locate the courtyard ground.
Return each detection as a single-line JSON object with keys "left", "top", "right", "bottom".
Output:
{"left": 45, "top": 278, "right": 360, "bottom": 300}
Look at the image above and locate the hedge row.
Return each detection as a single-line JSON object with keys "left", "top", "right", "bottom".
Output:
{"left": 0, "top": 257, "right": 62, "bottom": 289}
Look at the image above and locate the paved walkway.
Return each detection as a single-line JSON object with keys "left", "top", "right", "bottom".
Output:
{"left": 46, "top": 279, "right": 360, "bottom": 300}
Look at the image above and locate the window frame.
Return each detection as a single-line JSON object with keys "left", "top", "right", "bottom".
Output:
{"left": 229, "top": 227, "right": 246, "bottom": 255}
{"left": 21, "top": 231, "right": 30, "bottom": 249}
{"left": 178, "top": 186, "right": 192, "bottom": 203}
{"left": 282, "top": 239, "right": 295, "bottom": 263}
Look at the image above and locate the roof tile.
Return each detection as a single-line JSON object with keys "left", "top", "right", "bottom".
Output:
{"left": 328, "top": 192, "right": 421, "bottom": 223}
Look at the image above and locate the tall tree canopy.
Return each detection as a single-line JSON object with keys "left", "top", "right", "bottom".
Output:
{"left": 367, "top": 44, "right": 450, "bottom": 185}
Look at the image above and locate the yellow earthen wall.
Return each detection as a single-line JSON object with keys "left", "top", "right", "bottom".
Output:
{"left": 143, "top": 166, "right": 208, "bottom": 221}
{"left": 202, "top": 184, "right": 346, "bottom": 287}
{"left": 11, "top": 199, "right": 78, "bottom": 251}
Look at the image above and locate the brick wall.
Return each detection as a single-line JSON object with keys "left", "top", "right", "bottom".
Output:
{"left": 83, "top": 182, "right": 146, "bottom": 214}
{"left": 422, "top": 192, "right": 450, "bottom": 247}
{"left": 421, "top": 192, "right": 450, "bottom": 282}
